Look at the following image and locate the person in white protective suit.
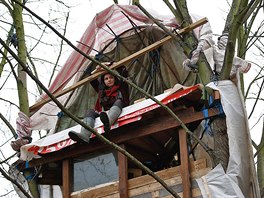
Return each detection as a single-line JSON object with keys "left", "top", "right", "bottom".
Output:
{"left": 182, "top": 16, "right": 251, "bottom": 77}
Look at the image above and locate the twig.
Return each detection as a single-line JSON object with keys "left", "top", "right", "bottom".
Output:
{"left": 0, "top": 113, "right": 17, "bottom": 138}
{"left": 248, "top": 77, "right": 264, "bottom": 119}
{"left": 48, "top": 11, "right": 69, "bottom": 87}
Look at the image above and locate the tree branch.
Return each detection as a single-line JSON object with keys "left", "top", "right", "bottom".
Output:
{"left": 0, "top": 36, "right": 181, "bottom": 198}
{"left": 0, "top": 113, "right": 17, "bottom": 138}
{"left": 248, "top": 77, "right": 264, "bottom": 119}
{"left": 0, "top": 166, "right": 32, "bottom": 198}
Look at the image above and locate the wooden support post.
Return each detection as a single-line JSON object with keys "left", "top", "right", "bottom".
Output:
{"left": 179, "top": 128, "right": 191, "bottom": 198}
{"left": 62, "top": 159, "right": 72, "bottom": 198}
{"left": 118, "top": 144, "right": 128, "bottom": 198}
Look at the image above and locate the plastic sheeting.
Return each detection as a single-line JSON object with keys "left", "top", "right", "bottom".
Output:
{"left": 29, "top": 4, "right": 181, "bottom": 130}
{"left": 29, "top": 4, "right": 211, "bottom": 131}
{"left": 196, "top": 80, "right": 260, "bottom": 198}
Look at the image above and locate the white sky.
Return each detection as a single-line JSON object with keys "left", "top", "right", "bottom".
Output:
{"left": 0, "top": 0, "right": 263, "bottom": 197}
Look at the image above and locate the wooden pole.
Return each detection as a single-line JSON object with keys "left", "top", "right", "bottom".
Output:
{"left": 179, "top": 128, "right": 191, "bottom": 198}
{"left": 118, "top": 144, "right": 129, "bottom": 198}
{"left": 62, "top": 159, "right": 72, "bottom": 198}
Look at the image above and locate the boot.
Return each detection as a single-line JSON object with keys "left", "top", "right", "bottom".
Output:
{"left": 100, "top": 105, "right": 122, "bottom": 133}
{"left": 68, "top": 117, "right": 94, "bottom": 143}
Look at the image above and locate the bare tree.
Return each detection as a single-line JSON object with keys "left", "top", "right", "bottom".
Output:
{"left": 0, "top": 0, "right": 72, "bottom": 197}
{"left": 0, "top": 0, "right": 263, "bottom": 197}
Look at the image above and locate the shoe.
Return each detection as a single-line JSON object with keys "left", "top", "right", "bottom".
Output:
{"left": 68, "top": 117, "right": 94, "bottom": 143}
{"left": 100, "top": 112, "right": 111, "bottom": 132}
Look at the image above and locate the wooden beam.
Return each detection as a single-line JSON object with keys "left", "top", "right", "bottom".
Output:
{"left": 118, "top": 144, "right": 128, "bottom": 198}
{"left": 70, "top": 159, "right": 208, "bottom": 198}
{"left": 29, "top": 18, "right": 208, "bottom": 112}
{"left": 29, "top": 107, "right": 220, "bottom": 167}
{"left": 179, "top": 128, "right": 191, "bottom": 198}
{"left": 62, "top": 159, "right": 71, "bottom": 198}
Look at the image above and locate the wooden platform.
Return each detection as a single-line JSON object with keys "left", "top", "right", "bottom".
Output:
{"left": 71, "top": 159, "right": 209, "bottom": 198}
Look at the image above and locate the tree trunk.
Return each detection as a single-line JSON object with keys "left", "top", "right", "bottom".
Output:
{"left": 12, "top": 1, "right": 39, "bottom": 197}
{"left": 211, "top": 117, "right": 229, "bottom": 170}
{"left": 174, "top": 0, "right": 230, "bottom": 169}
{"left": 13, "top": 0, "right": 29, "bottom": 115}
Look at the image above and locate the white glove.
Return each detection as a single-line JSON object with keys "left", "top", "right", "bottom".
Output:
{"left": 217, "top": 33, "right": 228, "bottom": 50}
{"left": 230, "top": 57, "right": 251, "bottom": 76}
{"left": 183, "top": 59, "right": 192, "bottom": 71}
{"left": 182, "top": 39, "right": 209, "bottom": 71}
{"left": 182, "top": 59, "right": 198, "bottom": 72}
{"left": 238, "top": 62, "right": 251, "bottom": 73}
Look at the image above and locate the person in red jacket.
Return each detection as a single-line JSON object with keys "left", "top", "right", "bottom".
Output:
{"left": 68, "top": 65, "right": 129, "bottom": 144}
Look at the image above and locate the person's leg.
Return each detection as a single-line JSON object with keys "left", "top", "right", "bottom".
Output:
{"left": 100, "top": 99, "right": 123, "bottom": 133}
{"left": 68, "top": 109, "right": 98, "bottom": 143}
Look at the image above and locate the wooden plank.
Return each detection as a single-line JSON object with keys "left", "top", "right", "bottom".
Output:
{"left": 213, "top": 90, "right": 220, "bottom": 100}
{"left": 71, "top": 182, "right": 119, "bottom": 198}
{"left": 190, "top": 159, "right": 207, "bottom": 174}
{"left": 69, "top": 159, "right": 206, "bottom": 198}
{"left": 128, "top": 160, "right": 207, "bottom": 192}
{"left": 74, "top": 179, "right": 204, "bottom": 198}
{"left": 163, "top": 188, "right": 203, "bottom": 198}
{"left": 179, "top": 128, "right": 191, "bottom": 198}
{"left": 152, "top": 191, "right": 160, "bottom": 198}
{"left": 62, "top": 159, "right": 71, "bottom": 198}
{"left": 126, "top": 169, "right": 210, "bottom": 198}
{"left": 71, "top": 168, "right": 209, "bottom": 198}
{"left": 126, "top": 171, "right": 205, "bottom": 197}
{"left": 128, "top": 166, "right": 182, "bottom": 190}
{"left": 29, "top": 18, "right": 208, "bottom": 112}
{"left": 118, "top": 144, "right": 128, "bottom": 198}
{"left": 128, "top": 176, "right": 183, "bottom": 197}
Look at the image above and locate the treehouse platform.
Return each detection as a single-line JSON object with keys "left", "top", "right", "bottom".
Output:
{"left": 20, "top": 84, "right": 222, "bottom": 198}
